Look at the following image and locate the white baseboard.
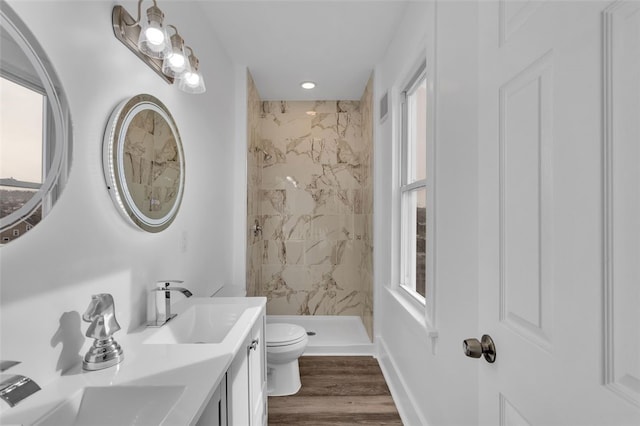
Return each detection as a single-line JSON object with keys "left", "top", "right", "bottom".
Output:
{"left": 376, "top": 336, "right": 429, "bottom": 426}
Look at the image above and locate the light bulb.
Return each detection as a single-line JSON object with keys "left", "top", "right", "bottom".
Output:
{"left": 185, "top": 72, "right": 200, "bottom": 87}
{"left": 145, "top": 26, "right": 165, "bottom": 48}
{"left": 168, "top": 53, "right": 185, "bottom": 69}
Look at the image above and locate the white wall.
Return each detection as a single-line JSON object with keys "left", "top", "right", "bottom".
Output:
{"left": 374, "top": 1, "right": 479, "bottom": 424}
{"left": 0, "top": 0, "right": 237, "bottom": 386}
{"left": 231, "top": 65, "right": 248, "bottom": 296}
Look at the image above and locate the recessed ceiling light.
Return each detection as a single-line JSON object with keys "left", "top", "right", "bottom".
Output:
{"left": 301, "top": 81, "right": 316, "bottom": 90}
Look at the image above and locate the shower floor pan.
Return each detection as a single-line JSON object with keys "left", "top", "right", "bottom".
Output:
{"left": 267, "top": 315, "right": 374, "bottom": 356}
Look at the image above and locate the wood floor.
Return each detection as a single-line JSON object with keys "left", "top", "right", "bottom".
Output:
{"left": 268, "top": 356, "right": 403, "bottom": 425}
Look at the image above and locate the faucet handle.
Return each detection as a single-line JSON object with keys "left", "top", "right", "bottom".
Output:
{"left": 0, "top": 374, "right": 41, "bottom": 407}
{"left": 157, "top": 280, "right": 184, "bottom": 289}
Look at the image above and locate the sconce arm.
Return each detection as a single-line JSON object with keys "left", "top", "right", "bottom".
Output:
{"left": 128, "top": 0, "right": 159, "bottom": 26}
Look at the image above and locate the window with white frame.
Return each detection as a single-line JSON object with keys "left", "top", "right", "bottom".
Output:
{"left": 399, "top": 62, "right": 428, "bottom": 302}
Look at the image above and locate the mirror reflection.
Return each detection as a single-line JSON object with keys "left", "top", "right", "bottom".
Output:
{"left": 0, "top": 3, "right": 72, "bottom": 244}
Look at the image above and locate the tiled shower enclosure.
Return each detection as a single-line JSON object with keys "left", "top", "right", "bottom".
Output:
{"left": 246, "top": 72, "right": 373, "bottom": 339}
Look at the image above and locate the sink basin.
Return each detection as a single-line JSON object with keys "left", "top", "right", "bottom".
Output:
{"left": 144, "top": 303, "right": 247, "bottom": 344}
{"left": 33, "top": 385, "right": 185, "bottom": 426}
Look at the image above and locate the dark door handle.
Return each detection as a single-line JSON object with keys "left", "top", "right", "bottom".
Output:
{"left": 463, "top": 334, "right": 496, "bottom": 363}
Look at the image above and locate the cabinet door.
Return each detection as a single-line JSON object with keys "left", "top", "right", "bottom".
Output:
{"left": 227, "top": 312, "right": 267, "bottom": 426}
{"left": 196, "top": 374, "right": 227, "bottom": 426}
{"left": 228, "top": 345, "right": 249, "bottom": 426}
{"left": 248, "top": 317, "right": 266, "bottom": 426}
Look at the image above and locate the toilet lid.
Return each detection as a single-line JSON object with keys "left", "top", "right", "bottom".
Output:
{"left": 266, "top": 323, "right": 307, "bottom": 346}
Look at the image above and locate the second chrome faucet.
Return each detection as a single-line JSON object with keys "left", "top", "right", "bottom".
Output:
{"left": 147, "top": 280, "right": 193, "bottom": 327}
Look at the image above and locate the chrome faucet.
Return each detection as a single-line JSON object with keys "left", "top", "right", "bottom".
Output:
{"left": 147, "top": 280, "right": 192, "bottom": 327}
{"left": 82, "top": 293, "right": 124, "bottom": 371}
{"left": 0, "top": 373, "right": 41, "bottom": 407}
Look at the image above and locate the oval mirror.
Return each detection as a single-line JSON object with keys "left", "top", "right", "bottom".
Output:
{"left": 0, "top": 3, "right": 72, "bottom": 244}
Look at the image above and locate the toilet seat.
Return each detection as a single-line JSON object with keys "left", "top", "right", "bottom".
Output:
{"left": 267, "top": 323, "right": 307, "bottom": 347}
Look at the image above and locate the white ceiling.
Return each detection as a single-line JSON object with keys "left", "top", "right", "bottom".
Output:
{"left": 199, "top": 1, "right": 409, "bottom": 100}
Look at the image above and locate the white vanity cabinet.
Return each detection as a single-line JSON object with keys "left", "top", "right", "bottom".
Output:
{"left": 191, "top": 301, "right": 266, "bottom": 426}
{"left": 227, "top": 312, "right": 267, "bottom": 426}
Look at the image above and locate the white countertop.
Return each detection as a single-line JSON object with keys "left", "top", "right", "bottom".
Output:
{"left": 0, "top": 297, "right": 266, "bottom": 426}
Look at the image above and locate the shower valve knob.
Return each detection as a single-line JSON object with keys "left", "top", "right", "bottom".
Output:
{"left": 251, "top": 219, "right": 262, "bottom": 236}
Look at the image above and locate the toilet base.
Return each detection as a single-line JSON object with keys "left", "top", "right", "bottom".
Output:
{"left": 267, "top": 359, "right": 301, "bottom": 396}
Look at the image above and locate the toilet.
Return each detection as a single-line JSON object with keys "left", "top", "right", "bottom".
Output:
{"left": 266, "top": 323, "right": 308, "bottom": 396}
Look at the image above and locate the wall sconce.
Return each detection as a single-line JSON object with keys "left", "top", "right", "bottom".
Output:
{"left": 112, "top": 0, "right": 206, "bottom": 94}
{"left": 137, "top": 2, "right": 169, "bottom": 59}
{"left": 177, "top": 47, "right": 206, "bottom": 94}
{"left": 162, "top": 26, "right": 188, "bottom": 77}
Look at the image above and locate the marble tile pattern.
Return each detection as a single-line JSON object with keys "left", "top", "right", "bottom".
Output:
{"left": 246, "top": 73, "right": 374, "bottom": 340}
{"left": 246, "top": 71, "right": 263, "bottom": 299}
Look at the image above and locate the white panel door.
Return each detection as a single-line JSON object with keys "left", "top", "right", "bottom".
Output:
{"left": 478, "top": 1, "right": 640, "bottom": 424}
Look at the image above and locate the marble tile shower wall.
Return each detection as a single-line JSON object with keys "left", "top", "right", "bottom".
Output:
{"left": 246, "top": 74, "right": 374, "bottom": 340}
{"left": 247, "top": 72, "right": 263, "bottom": 301}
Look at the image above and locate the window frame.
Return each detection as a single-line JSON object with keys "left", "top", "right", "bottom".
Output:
{"left": 394, "top": 59, "right": 436, "bottom": 328}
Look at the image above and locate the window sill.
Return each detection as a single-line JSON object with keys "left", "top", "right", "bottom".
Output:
{"left": 386, "top": 286, "right": 438, "bottom": 338}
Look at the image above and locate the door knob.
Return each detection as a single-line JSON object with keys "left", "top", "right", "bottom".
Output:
{"left": 463, "top": 334, "right": 496, "bottom": 363}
